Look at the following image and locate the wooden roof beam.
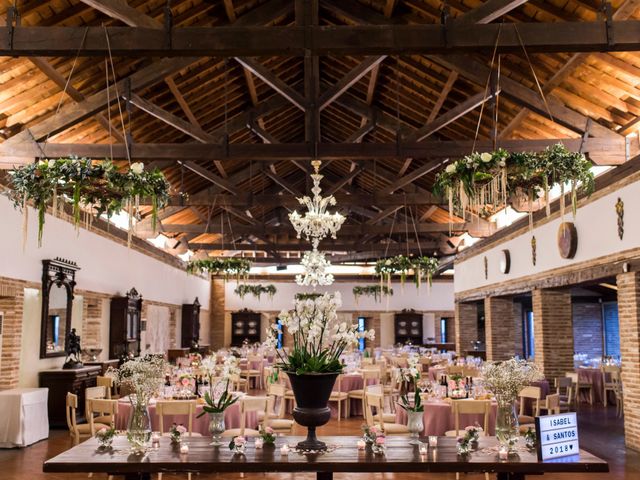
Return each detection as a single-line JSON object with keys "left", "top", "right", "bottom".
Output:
{"left": 378, "top": 159, "right": 443, "bottom": 195}
{"left": 179, "top": 161, "right": 240, "bottom": 195}
{"left": 426, "top": 71, "right": 458, "bottom": 124}
{"left": 78, "top": 0, "right": 162, "bottom": 28}
{"left": 189, "top": 241, "right": 437, "bottom": 253}
{"left": 455, "top": 0, "right": 529, "bottom": 24}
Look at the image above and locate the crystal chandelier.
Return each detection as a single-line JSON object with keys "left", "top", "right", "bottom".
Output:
{"left": 295, "top": 249, "right": 335, "bottom": 287}
{"left": 288, "top": 160, "right": 346, "bottom": 249}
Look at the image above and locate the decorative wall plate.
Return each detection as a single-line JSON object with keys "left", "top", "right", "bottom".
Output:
{"left": 499, "top": 249, "right": 511, "bottom": 274}
{"left": 557, "top": 222, "right": 578, "bottom": 259}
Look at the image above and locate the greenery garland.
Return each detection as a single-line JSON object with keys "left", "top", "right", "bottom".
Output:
{"left": 374, "top": 255, "right": 439, "bottom": 291}
{"left": 8, "top": 157, "right": 170, "bottom": 246}
{"left": 294, "top": 292, "right": 323, "bottom": 301}
{"left": 234, "top": 284, "right": 277, "bottom": 300}
{"left": 186, "top": 258, "right": 252, "bottom": 282}
{"left": 352, "top": 285, "right": 393, "bottom": 303}
{"left": 433, "top": 144, "right": 594, "bottom": 219}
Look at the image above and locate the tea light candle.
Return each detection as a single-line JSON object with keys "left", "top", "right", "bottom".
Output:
{"left": 428, "top": 436, "right": 438, "bottom": 448}
{"left": 255, "top": 438, "right": 264, "bottom": 449}
{"left": 151, "top": 433, "right": 161, "bottom": 445}
{"left": 356, "top": 440, "right": 366, "bottom": 450}
{"left": 498, "top": 446, "right": 508, "bottom": 460}
{"left": 180, "top": 444, "right": 189, "bottom": 455}
{"left": 280, "top": 444, "right": 290, "bottom": 456}
{"left": 419, "top": 444, "right": 428, "bottom": 455}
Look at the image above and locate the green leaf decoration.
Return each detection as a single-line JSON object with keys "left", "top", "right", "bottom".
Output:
{"left": 374, "top": 255, "right": 439, "bottom": 290}
{"left": 234, "top": 284, "right": 277, "bottom": 300}
{"left": 352, "top": 285, "right": 393, "bottom": 303}
{"left": 8, "top": 157, "right": 170, "bottom": 246}
{"left": 186, "top": 258, "right": 252, "bottom": 282}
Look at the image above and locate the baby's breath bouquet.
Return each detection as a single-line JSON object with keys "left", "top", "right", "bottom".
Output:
{"left": 106, "top": 355, "right": 167, "bottom": 453}
{"left": 266, "top": 292, "right": 375, "bottom": 374}
{"left": 481, "top": 358, "right": 542, "bottom": 452}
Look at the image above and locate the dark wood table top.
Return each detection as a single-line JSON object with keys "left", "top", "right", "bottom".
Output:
{"left": 43, "top": 435, "right": 608, "bottom": 476}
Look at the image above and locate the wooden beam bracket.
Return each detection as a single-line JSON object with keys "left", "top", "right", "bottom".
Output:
{"left": 163, "top": 0, "right": 173, "bottom": 49}
{"left": 7, "top": 4, "right": 18, "bottom": 50}
{"left": 604, "top": 1, "right": 615, "bottom": 47}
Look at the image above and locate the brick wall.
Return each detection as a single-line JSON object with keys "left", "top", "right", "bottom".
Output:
{"left": 513, "top": 301, "right": 524, "bottom": 358}
{"left": 572, "top": 302, "right": 603, "bottom": 358}
{"left": 455, "top": 302, "right": 478, "bottom": 355}
{"left": 616, "top": 272, "right": 640, "bottom": 451}
{"left": 532, "top": 289, "right": 573, "bottom": 381}
{"left": 0, "top": 277, "right": 26, "bottom": 390}
{"left": 210, "top": 279, "right": 226, "bottom": 349}
{"left": 603, "top": 302, "right": 620, "bottom": 357}
{"left": 485, "top": 296, "right": 516, "bottom": 361}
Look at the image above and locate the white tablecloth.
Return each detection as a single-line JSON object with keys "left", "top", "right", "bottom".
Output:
{"left": 0, "top": 388, "right": 49, "bottom": 448}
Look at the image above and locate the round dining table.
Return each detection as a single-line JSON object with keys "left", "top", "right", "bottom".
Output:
{"left": 115, "top": 398, "right": 258, "bottom": 436}
{"left": 395, "top": 398, "right": 497, "bottom": 436}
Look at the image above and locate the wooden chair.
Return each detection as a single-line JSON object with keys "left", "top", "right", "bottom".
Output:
{"left": 364, "top": 391, "right": 409, "bottom": 435}
{"left": 540, "top": 393, "right": 561, "bottom": 415}
{"left": 517, "top": 386, "right": 542, "bottom": 425}
{"left": 155, "top": 400, "right": 202, "bottom": 437}
{"left": 262, "top": 384, "right": 294, "bottom": 434}
{"left": 96, "top": 376, "right": 115, "bottom": 399}
{"left": 66, "top": 393, "right": 108, "bottom": 446}
{"left": 555, "top": 377, "right": 576, "bottom": 412}
{"left": 601, "top": 365, "right": 620, "bottom": 407}
{"left": 444, "top": 400, "right": 491, "bottom": 437}
{"left": 367, "top": 384, "right": 396, "bottom": 423}
{"left": 223, "top": 396, "right": 269, "bottom": 438}
{"left": 612, "top": 371, "right": 624, "bottom": 418}
{"left": 361, "top": 357, "right": 374, "bottom": 366}
{"left": 87, "top": 399, "right": 118, "bottom": 436}
{"left": 348, "top": 369, "right": 381, "bottom": 417}
{"left": 241, "top": 357, "right": 262, "bottom": 391}
{"left": 85, "top": 386, "right": 111, "bottom": 425}
{"left": 566, "top": 371, "right": 593, "bottom": 406}
{"left": 329, "top": 375, "right": 350, "bottom": 422}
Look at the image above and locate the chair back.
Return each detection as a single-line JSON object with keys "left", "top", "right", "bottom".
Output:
{"left": 96, "top": 376, "right": 114, "bottom": 399}
{"left": 362, "top": 368, "right": 381, "bottom": 382}
{"left": 361, "top": 357, "right": 374, "bottom": 366}
{"left": 544, "top": 393, "right": 561, "bottom": 415}
{"left": 87, "top": 399, "right": 118, "bottom": 435}
{"left": 240, "top": 396, "right": 269, "bottom": 434}
{"left": 85, "top": 386, "right": 107, "bottom": 418}
{"left": 66, "top": 392, "right": 79, "bottom": 433}
{"left": 267, "top": 383, "right": 286, "bottom": 418}
{"left": 602, "top": 365, "right": 621, "bottom": 384}
{"left": 364, "top": 391, "right": 384, "bottom": 430}
{"left": 156, "top": 400, "right": 197, "bottom": 435}
{"left": 565, "top": 372, "right": 579, "bottom": 383}
{"left": 447, "top": 365, "right": 464, "bottom": 375}
{"left": 452, "top": 399, "right": 491, "bottom": 436}
{"left": 518, "top": 386, "right": 542, "bottom": 416}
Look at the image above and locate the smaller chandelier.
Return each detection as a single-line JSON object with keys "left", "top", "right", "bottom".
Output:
{"left": 295, "top": 249, "right": 334, "bottom": 287}
{"left": 289, "top": 160, "right": 346, "bottom": 249}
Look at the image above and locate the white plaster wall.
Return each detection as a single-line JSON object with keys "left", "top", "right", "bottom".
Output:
{"left": 224, "top": 280, "right": 454, "bottom": 312}
{"left": 454, "top": 177, "right": 640, "bottom": 293}
{"left": 0, "top": 195, "right": 210, "bottom": 305}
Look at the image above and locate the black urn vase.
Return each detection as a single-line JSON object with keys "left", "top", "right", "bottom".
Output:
{"left": 287, "top": 371, "right": 339, "bottom": 451}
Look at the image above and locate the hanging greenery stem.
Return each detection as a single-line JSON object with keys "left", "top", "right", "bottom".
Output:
{"left": 187, "top": 258, "right": 252, "bottom": 283}
{"left": 374, "top": 255, "right": 439, "bottom": 292}
{"left": 234, "top": 284, "right": 277, "bottom": 300}
{"left": 353, "top": 285, "right": 393, "bottom": 304}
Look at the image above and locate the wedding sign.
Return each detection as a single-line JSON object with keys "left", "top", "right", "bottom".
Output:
{"left": 535, "top": 412, "right": 579, "bottom": 461}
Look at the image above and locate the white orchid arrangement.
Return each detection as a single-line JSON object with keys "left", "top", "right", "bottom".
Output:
{"left": 197, "top": 355, "right": 241, "bottom": 415}
{"left": 481, "top": 358, "right": 543, "bottom": 404}
{"left": 395, "top": 354, "right": 423, "bottom": 412}
{"left": 265, "top": 292, "right": 374, "bottom": 374}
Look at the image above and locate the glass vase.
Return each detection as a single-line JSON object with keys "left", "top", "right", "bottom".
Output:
{"left": 127, "top": 402, "right": 152, "bottom": 454}
{"left": 495, "top": 396, "right": 519, "bottom": 453}
{"left": 208, "top": 411, "right": 226, "bottom": 446}
{"left": 407, "top": 410, "right": 424, "bottom": 445}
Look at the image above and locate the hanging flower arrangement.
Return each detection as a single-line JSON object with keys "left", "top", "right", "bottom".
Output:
{"left": 352, "top": 285, "right": 393, "bottom": 303}
{"left": 8, "top": 157, "right": 170, "bottom": 247}
{"left": 433, "top": 144, "right": 594, "bottom": 220}
{"left": 294, "top": 292, "right": 323, "bottom": 301}
{"left": 374, "top": 255, "right": 439, "bottom": 291}
{"left": 234, "top": 284, "right": 277, "bottom": 300}
{"left": 186, "top": 258, "right": 252, "bottom": 283}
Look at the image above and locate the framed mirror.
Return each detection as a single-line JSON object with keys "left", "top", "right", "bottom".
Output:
{"left": 40, "top": 258, "right": 80, "bottom": 359}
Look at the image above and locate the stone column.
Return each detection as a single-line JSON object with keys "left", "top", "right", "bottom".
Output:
{"left": 616, "top": 272, "right": 640, "bottom": 451}
{"left": 532, "top": 288, "right": 573, "bottom": 380}
{"left": 209, "top": 278, "right": 227, "bottom": 349}
{"left": 455, "top": 301, "right": 478, "bottom": 356}
{"left": 485, "top": 296, "right": 516, "bottom": 361}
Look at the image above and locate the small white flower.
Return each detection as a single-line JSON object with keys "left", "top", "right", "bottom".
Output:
{"left": 48, "top": 159, "right": 56, "bottom": 168}
{"left": 130, "top": 162, "right": 144, "bottom": 175}
{"left": 480, "top": 152, "right": 492, "bottom": 163}
{"left": 445, "top": 163, "right": 456, "bottom": 174}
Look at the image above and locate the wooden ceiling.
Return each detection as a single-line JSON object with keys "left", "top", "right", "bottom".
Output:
{"left": 1, "top": 0, "right": 640, "bottom": 265}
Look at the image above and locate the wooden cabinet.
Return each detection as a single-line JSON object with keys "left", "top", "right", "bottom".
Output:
{"left": 181, "top": 298, "right": 201, "bottom": 349}
{"left": 394, "top": 311, "right": 423, "bottom": 345}
{"left": 39, "top": 365, "right": 101, "bottom": 428}
{"left": 109, "top": 288, "right": 142, "bottom": 360}
{"left": 84, "top": 359, "right": 119, "bottom": 375}
{"left": 231, "top": 310, "right": 261, "bottom": 346}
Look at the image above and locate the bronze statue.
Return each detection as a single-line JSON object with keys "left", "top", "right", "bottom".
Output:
{"left": 63, "top": 328, "right": 84, "bottom": 369}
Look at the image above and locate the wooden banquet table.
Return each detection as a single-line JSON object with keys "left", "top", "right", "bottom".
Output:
{"left": 43, "top": 435, "right": 608, "bottom": 480}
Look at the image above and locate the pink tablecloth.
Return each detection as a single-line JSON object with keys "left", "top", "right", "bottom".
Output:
{"left": 115, "top": 400, "right": 257, "bottom": 436}
{"left": 395, "top": 400, "right": 497, "bottom": 436}
{"left": 577, "top": 368, "right": 614, "bottom": 405}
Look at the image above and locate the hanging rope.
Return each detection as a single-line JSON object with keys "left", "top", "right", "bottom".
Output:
{"left": 472, "top": 22, "right": 503, "bottom": 153}
{"left": 513, "top": 24, "right": 555, "bottom": 124}
{"left": 404, "top": 199, "right": 410, "bottom": 257}
{"left": 103, "top": 25, "right": 131, "bottom": 165}
{"left": 409, "top": 205, "right": 423, "bottom": 257}
{"left": 383, "top": 209, "right": 398, "bottom": 259}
